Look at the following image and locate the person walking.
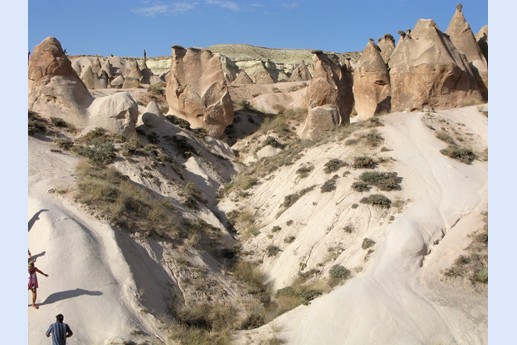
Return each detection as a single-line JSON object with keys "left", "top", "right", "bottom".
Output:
{"left": 46, "top": 314, "right": 73, "bottom": 345}
{"left": 28, "top": 260, "right": 48, "bottom": 309}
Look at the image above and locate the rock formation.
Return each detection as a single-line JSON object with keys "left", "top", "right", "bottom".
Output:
{"left": 476, "top": 25, "right": 488, "bottom": 61}
{"left": 87, "top": 92, "right": 139, "bottom": 136}
{"left": 300, "top": 51, "right": 353, "bottom": 139}
{"left": 353, "top": 40, "right": 391, "bottom": 119}
{"left": 288, "top": 60, "right": 312, "bottom": 81}
{"left": 122, "top": 61, "right": 142, "bottom": 88}
{"left": 446, "top": 4, "right": 488, "bottom": 100}
{"left": 233, "top": 70, "right": 254, "bottom": 85}
{"left": 28, "top": 36, "right": 93, "bottom": 125}
{"left": 165, "top": 46, "right": 234, "bottom": 138}
{"left": 377, "top": 34, "right": 396, "bottom": 63}
{"left": 388, "top": 19, "right": 483, "bottom": 112}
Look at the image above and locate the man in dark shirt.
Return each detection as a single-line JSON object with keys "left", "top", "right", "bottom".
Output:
{"left": 46, "top": 314, "right": 73, "bottom": 345}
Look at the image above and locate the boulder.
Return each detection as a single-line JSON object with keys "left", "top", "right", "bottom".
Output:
{"left": 28, "top": 36, "right": 93, "bottom": 125}
{"left": 388, "top": 19, "right": 483, "bottom": 112}
{"left": 300, "top": 51, "right": 353, "bottom": 139}
{"left": 110, "top": 75, "right": 125, "bottom": 89}
{"left": 377, "top": 34, "right": 396, "bottom": 63}
{"left": 288, "top": 60, "right": 312, "bottom": 81}
{"left": 353, "top": 40, "right": 391, "bottom": 119}
{"left": 87, "top": 92, "right": 139, "bottom": 137}
{"left": 165, "top": 46, "right": 234, "bottom": 138}
{"left": 446, "top": 4, "right": 488, "bottom": 100}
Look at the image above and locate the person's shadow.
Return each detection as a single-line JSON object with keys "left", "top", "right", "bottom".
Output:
{"left": 39, "top": 288, "right": 103, "bottom": 306}
{"left": 28, "top": 209, "right": 49, "bottom": 232}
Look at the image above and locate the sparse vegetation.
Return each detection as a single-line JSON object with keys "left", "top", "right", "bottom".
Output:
{"left": 266, "top": 245, "right": 281, "bottom": 257}
{"left": 281, "top": 186, "right": 315, "bottom": 209}
{"left": 358, "top": 171, "right": 402, "bottom": 191}
{"left": 284, "top": 236, "right": 296, "bottom": 243}
{"left": 324, "top": 159, "right": 347, "bottom": 174}
{"left": 71, "top": 128, "right": 117, "bottom": 165}
{"left": 74, "top": 162, "right": 180, "bottom": 236}
{"left": 362, "top": 238, "right": 376, "bottom": 250}
{"left": 360, "top": 194, "right": 392, "bottom": 208}
{"left": 321, "top": 175, "right": 338, "bottom": 193}
{"left": 351, "top": 181, "right": 371, "bottom": 192}
{"left": 328, "top": 264, "right": 351, "bottom": 287}
{"left": 28, "top": 111, "right": 50, "bottom": 136}
{"left": 444, "top": 212, "right": 488, "bottom": 285}
{"left": 352, "top": 156, "right": 377, "bottom": 169}
{"left": 296, "top": 164, "right": 314, "bottom": 178}
{"left": 440, "top": 145, "right": 476, "bottom": 164}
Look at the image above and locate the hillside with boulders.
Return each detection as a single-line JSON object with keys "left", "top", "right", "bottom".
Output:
{"left": 28, "top": 4, "right": 487, "bottom": 345}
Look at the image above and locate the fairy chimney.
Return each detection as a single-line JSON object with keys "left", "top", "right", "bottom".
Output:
{"left": 165, "top": 46, "right": 234, "bottom": 138}
{"left": 353, "top": 40, "right": 391, "bottom": 119}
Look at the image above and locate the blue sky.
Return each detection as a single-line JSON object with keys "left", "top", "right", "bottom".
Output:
{"left": 29, "top": 0, "right": 487, "bottom": 57}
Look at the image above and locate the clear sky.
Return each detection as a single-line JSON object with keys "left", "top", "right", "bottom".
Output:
{"left": 29, "top": 0, "right": 487, "bottom": 57}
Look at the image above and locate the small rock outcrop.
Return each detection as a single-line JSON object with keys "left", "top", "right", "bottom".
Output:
{"left": 446, "top": 4, "right": 488, "bottom": 100}
{"left": 28, "top": 36, "right": 93, "bottom": 125}
{"left": 233, "top": 70, "right": 254, "bottom": 85}
{"left": 300, "top": 51, "right": 353, "bottom": 139}
{"left": 288, "top": 60, "right": 312, "bottom": 81}
{"left": 122, "top": 61, "right": 142, "bottom": 88}
{"left": 165, "top": 46, "right": 234, "bottom": 138}
{"left": 388, "top": 19, "right": 483, "bottom": 112}
{"left": 377, "top": 34, "right": 396, "bottom": 63}
{"left": 87, "top": 92, "right": 139, "bottom": 137}
{"left": 353, "top": 40, "right": 391, "bottom": 119}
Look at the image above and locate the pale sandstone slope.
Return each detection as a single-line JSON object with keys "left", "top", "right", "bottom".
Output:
{"left": 233, "top": 105, "right": 487, "bottom": 345}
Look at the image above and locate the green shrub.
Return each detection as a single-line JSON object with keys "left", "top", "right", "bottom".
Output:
{"left": 266, "top": 245, "right": 281, "bottom": 257}
{"left": 363, "top": 132, "right": 384, "bottom": 147}
{"left": 351, "top": 203, "right": 359, "bottom": 209}
{"left": 28, "top": 111, "right": 49, "bottom": 136}
{"left": 166, "top": 114, "right": 191, "bottom": 129}
{"left": 440, "top": 145, "right": 476, "bottom": 164}
{"left": 284, "top": 236, "right": 296, "bottom": 243}
{"left": 265, "top": 136, "right": 285, "bottom": 149}
{"left": 296, "top": 164, "right": 314, "bottom": 178}
{"left": 321, "top": 175, "right": 338, "bottom": 193}
{"left": 53, "top": 138, "right": 74, "bottom": 150}
{"left": 329, "top": 265, "right": 351, "bottom": 279}
{"left": 50, "top": 117, "right": 76, "bottom": 132}
{"left": 435, "top": 130, "right": 456, "bottom": 145}
{"left": 358, "top": 171, "right": 402, "bottom": 191}
{"left": 360, "top": 194, "right": 392, "bottom": 208}
{"left": 271, "top": 226, "right": 282, "bottom": 232}
{"left": 72, "top": 139, "right": 116, "bottom": 165}
{"left": 351, "top": 181, "right": 371, "bottom": 192}
{"left": 324, "top": 159, "right": 347, "bottom": 174}
{"left": 352, "top": 156, "right": 377, "bottom": 169}
{"left": 328, "top": 264, "right": 351, "bottom": 287}
{"left": 362, "top": 238, "right": 376, "bottom": 250}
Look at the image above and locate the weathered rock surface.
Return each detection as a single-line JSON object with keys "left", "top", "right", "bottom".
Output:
{"left": 165, "top": 46, "right": 234, "bottom": 138}
{"left": 300, "top": 51, "right": 353, "bottom": 139}
{"left": 388, "top": 19, "right": 483, "bottom": 111}
{"left": 288, "top": 60, "right": 312, "bottom": 81}
{"left": 476, "top": 25, "right": 488, "bottom": 61}
{"left": 446, "top": 5, "right": 488, "bottom": 99}
{"left": 28, "top": 36, "right": 93, "bottom": 125}
{"left": 87, "top": 92, "right": 139, "bottom": 136}
{"left": 353, "top": 40, "right": 391, "bottom": 119}
{"left": 233, "top": 70, "right": 254, "bottom": 85}
{"left": 377, "top": 34, "right": 396, "bottom": 63}
{"left": 122, "top": 61, "right": 142, "bottom": 88}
